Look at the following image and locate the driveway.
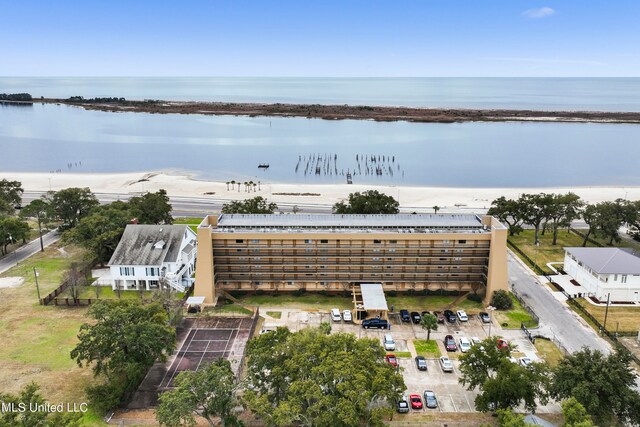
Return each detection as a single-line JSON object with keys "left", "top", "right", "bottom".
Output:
{"left": 508, "top": 252, "right": 611, "bottom": 355}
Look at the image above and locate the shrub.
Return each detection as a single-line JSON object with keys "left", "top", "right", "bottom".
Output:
{"left": 491, "top": 290, "right": 513, "bottom": 310}
{"left": 319, "top": 322, "right": 331, "bottom": 335}
{"left": 467, "top": 293, "right": 483, "bottom": 303}
{"left": 293, "top": 288, "right": 307, "bottom": 297}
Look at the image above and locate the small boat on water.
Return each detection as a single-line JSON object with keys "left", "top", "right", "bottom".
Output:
{"left": 258, "top": 163, "right": 270, "bottom": 169}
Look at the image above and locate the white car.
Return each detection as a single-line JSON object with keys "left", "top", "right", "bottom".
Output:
{"left": 519, "top": 357, "right": 533, "bottom": 367}
{"left": 439, "top": 356, "right": 454, "bottom": 372}
{"left": 331, "top": 308, "right": 342, "bottom": 322}
{"left": 459, "top": 337, "right": 471, "bottom": 353}
{"left": 383, "top": 334, "right": 395, "bottom": 351}
{"left": 456, "top": 310, "right": 468, "bottom": 322}
{"left": 471, "top": 336, "right": 482, "bottom": 346}
{"left": 342, "top": 309, "right": 353, "bottom": 322}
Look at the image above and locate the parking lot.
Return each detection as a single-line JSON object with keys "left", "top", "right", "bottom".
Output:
{"left": 259, "top": 308, "right": 562, "bottom": 413}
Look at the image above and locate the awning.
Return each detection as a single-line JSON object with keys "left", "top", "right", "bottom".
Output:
{"left": 360, "top": 283, "right": 388, "bottom": 311}
{"left": 185, "top": 296, "right": 206, "bottom": 305}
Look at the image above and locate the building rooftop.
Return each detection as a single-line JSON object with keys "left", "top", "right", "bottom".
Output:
{"left": 109, "top": 224, "right": 194, "bottom": 266}
{"left": 565, "top": 247, "right": 640, "bottom": 274}
{"left": 214, "top": 213, "right": 489, "bottom": 234}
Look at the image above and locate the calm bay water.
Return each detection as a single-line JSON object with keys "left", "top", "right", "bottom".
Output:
{"left": 1, "top": 102, "right": 639, "bottom": 187}
{"left": 3, "top": 77, "right": 640, "bottom": 111}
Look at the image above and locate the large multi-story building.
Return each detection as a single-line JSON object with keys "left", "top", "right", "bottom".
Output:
{"left": 194, "top": 214, "right": 508, "bottom": 304}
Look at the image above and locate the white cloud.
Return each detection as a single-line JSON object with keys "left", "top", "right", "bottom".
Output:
{"left": 522, "top": 7, "right": 555, "bottom": 19}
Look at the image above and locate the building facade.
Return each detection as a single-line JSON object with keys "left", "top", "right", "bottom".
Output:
{"left": 564, "top": 247, "right": 640, "bottom": 302}
{"left": 109, "top": 224, "right": 197, "bottom": 292}
{"left": 194, "top": 214, "right": 508, "bottom": 304}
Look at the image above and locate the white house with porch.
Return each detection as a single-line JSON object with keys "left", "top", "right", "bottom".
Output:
{"left": 564, "top": 247, "right": 640, "bottom": 303}
{"left": 108, "top": 224, "right": 197, "bottom": 292}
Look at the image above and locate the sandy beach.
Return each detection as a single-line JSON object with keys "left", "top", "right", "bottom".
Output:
{"left": 3, "top": 171, "right": 637, "bottom": 213}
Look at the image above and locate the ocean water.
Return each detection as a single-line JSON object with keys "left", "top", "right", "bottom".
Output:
{"left": 2, "top": 77, "right": 640, "bottom": 111}
{"left": 1, "top": 102, "right": 639, "bottom": 187}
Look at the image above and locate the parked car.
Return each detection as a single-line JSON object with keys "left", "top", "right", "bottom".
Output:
{"left": 385, "top": 354, "right": 398, "bottom": 367}
{"left": 423, "top": 390, "right": 438, "bottom": 409}
{"left": 439, "top": 356, "right": 454, "bottom": 372}
{"left": 362, "top": 318, "right": 389, "bottom": 329}
{"left": 396, "top": 397, "right": 410, "bottom": 413}
{"left": 331, "top": 308, "right": 342, "bottom": 322}
{"left": 410, "top": 311, "right": 422, "bottom": 324}
{"left": 471, "top": 336, "right": 482, "bottom": 346}
{"left": 496, "top": 338, "right": 510, "bottom": 350}
{"left": 433, "top": 311, "right": 445, "bottom": 324}
{"left": 456, "top": 310, "right": 468, "bottom": 322}
{"left": 383, "top": 334, "right": 396, "bottom": 351}
{"left": 415, "top": 355, "right": 428, "bottom": 371}
{"left": 443, "top": 309, "right": 456, "bottom": 323}
{"left": 342, "top": 309, "right": 352, "bottom": 322}
{"left": 519, "top": 357, "right": 533, "bottom": 367}
{"left": 421, "top": 310, "right": 431, "bottom": 318}
{"left": 409, "top": 394, "right": 423, "bottom": 410}
{"left": 479, "top": 312, "right": 491, "bottom": 323}
{"left": 400, "top": 309, "right": 411, "bottom": 322}
{"left": 459, "top": 337, "right": 471, "bottom": 353}
{"left": 444, "top": 335, "right": 457, "bottom": 352}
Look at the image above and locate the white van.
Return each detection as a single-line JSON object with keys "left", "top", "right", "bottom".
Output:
{"left": 331, "top": 308, "right": 342, "bottom": 322}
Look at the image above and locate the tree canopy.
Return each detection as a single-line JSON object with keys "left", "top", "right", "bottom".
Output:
{"left": 0, "top": 179, "right": 24, "bottom": 216}
{"left": 550, "top": 348, "right": 640, "bottom": 425}
{"left": 333, "top": 190, "right": 399, "bottom": 214}
{"left": 458, "top": 336, "right": 550, "bottom": 413}
{"left": 244, "top": 327, "right": 405, "bottom": 427}
{"left": 20, "top": 198, "right": 54, "bottom": 251}
{"left": 156, "top": 358, "right": 242, "bottom": 427}
{"left": 0, "top": 216, "right": 30, "bottom": 256}
{"left": 129, "top": 189, "right": 173, "bottom": 224}
{"left": 222, "top": 196, "right": 278, "bottom": 214}
{"left": 48, "top": 187, "right": 100, "bottom": 230}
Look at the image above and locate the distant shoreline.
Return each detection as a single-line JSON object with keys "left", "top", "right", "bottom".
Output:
{"left": 11, "top": 98, "right": 640, "bottom": 124}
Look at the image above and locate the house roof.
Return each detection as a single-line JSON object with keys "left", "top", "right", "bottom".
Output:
{"left": 360, "top": 283, "right": 389, "bottom": 311}
{"left": 565, "top": 247, "right": 640, "bottom": 274}
{"left": 108, "top": 224, "right": 194, "bottom": 266}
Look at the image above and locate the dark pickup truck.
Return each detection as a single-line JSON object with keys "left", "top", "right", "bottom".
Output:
{"left": 362, "top": 318, "right": 389, "bottom": 329}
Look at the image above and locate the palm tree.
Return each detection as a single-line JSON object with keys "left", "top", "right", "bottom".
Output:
{"left": 258, "top": 181, "right": 261, "bottom": 191}
{"left": 226, "top": 181, "right": 230, "bottom": 191}
{"left": 248, "top": 181, "right": 254, "bottom": 192}
{"left": 433, "top": 205, "right": 441, "bottom": 214}
{"left": 420, "top": 313, "right": 438, "bottom": 341}
{"left": 230, "top": 180, "right": 236, "bottom": 191}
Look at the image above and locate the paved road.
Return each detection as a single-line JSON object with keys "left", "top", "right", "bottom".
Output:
{"left": 508, "top": 252, "right": 611, "bottom": 355}
{"left": 0, "top": 229, "right": 60, "bottom": 275}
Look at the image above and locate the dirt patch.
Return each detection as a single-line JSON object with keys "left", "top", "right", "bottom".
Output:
{"left": 0, "top": 277, "right": 24, "bottom": 288}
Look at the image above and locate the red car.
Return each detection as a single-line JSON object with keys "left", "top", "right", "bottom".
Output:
{"left": 409, "top": 394, "right": 423, "bottom": 410}
{"left": 496, "top": 339, "right": 509, "bottom": 350}
{"left": 385, "top": 354, "right": 398, "bottom": 367}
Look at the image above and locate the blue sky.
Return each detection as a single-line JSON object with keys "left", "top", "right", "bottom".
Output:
{"left": 1, "top": 1, "right": 639, "bottom": 77}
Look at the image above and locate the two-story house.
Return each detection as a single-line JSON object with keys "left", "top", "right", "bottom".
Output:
{"left": 564, "top": 247, "right": 640, "bottom": 303}
{"left": 108, "top": 224, "right": 197, "bottom": 292}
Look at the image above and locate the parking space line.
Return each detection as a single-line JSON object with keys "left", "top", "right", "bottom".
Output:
{"left": 463, "top": 392, "right": 472, "bottom": 411}
{"left": 449, "top": 394, "right": 457, "bottom": 412}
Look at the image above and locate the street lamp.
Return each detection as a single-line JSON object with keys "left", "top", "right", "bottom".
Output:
{"left": 33, "top": 267, "right": 41, "bottom": 302}
{"left": 486, "top": 305, "right": 497, "bottom": 337}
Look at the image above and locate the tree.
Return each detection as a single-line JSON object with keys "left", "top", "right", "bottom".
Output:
{"left": 71, "top": 300, "right": 176, "bottom": 413}
{"left": 49, "top": 187, "right": 99, "bottom": 230}
{"left": 65, "top": 202, "right": 133, "bottom": 266}
{"left": 580, "top": 204, "right": 599, "bottom": 247}
{"left": 20, "top": 199, "right": 53, "bottom": 252}
{"left": 519, "top": 193, "right": 555, "bottom": 245}
{"left": 0, "top": 179, "right": 23, "bottom": 216}
{"left": 128, "top": 189, "right": 173, "bottom": 224}
{"left": 420, "top": 312, "right": 438, "bottom": 341}
{"left": 547, "top": 193, "right": 584, "bottom": 245}
{"left": 561, "top": 397, "right": 595, "bottom": 427}
{"left": 487, "top": 196, "right": 526, "bottom": 236}
{"left": 459, "top": 337, "right": 550, "bottom": 413}
{"left": 433, "top": 205, "right": 440, "bottom": 214}
{"left": 495, "top": 408, "right": 534, "bottom": 427}
{"left": 157, "top": 358, "right": 242, "bottom": 427}
{"left": 333, "top": 190, "right": 399, "bottom": 214}
{"left": 551, "top": 348, "right": 640, "bottom": 425}
{"left": 244, "top": 327, "right": 405, "bottom": 427}
{"left": 0, "top": 382, "right": 48, "bottom": 427}
{"left": 595, "top": 200, "right": 628, "bottom": 245}
{"left": 222, "top": 196, "right": 278, "bottom": 214}
{"left": 0, "top": 216, "right": 30, "bottom": 256}
{"left": 491, "top": 290, "right": 513, "bottom": 310}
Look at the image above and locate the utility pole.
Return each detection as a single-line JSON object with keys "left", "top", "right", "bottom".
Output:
{"left": 33, "top": 267, "right": 41, "bottom": 302}
{"left": 602, "top": 292, "right": 611, "bottom": 333}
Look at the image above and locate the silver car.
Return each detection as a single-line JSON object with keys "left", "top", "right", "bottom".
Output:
{"left": 383, "top": 334, "right": 395, "bottom": 351}
{"left": 439, "top": 356, "right": 454, "bottom": 372}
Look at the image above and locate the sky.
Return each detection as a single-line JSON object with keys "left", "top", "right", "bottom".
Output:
{"left": 1, "top": 1, "right": 639, "bottom": 77}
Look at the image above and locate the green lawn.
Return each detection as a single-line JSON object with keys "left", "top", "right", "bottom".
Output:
{"left": 534, "top": 338, "right": 565, "bottom": 367}
{"left": 573, "top": 298, "right": 640, "bottom": 333}
{"left": 236, "top": 293, "right": 353, "bottom": 310}
{"left": 413, "top": 339, "right": 441, "bottom": 358}
{"left": 204, "top": 304, "right": 253, "bottom": 316}
{"left": 393, "top": 351, "right": 412, "bottom": 358}
{"left": 386, "top": 294, "right": 483, "bottom": 313}
{"left": 493, "top": 294, "right": 538, "bottom": 329}
{"left": 266, "top": 310, "right": 282, "bottom": 319}
{"left": 173, "top": 216, "right": 203, "bottom": 225}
